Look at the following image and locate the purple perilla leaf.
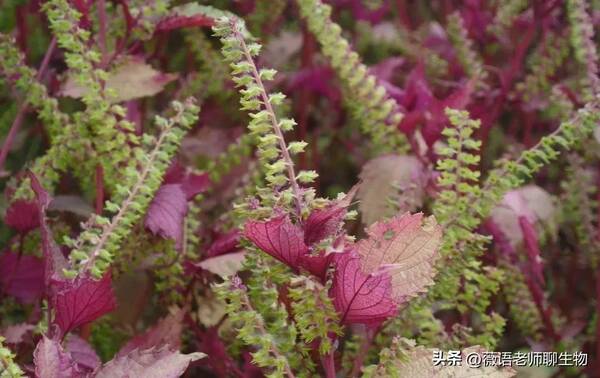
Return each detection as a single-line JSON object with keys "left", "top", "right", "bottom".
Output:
{"left": 33, "top": 336, "right": 84, "bottom": 378}
{"left": 145, "top": 164, "right": 210, "bottom": 248}
{"left": 117, "top": 308, "right": 185, "bottom": 357}
{"left": 52, "top": 272, "right": 116, "bottom": 337}
{"left": 4, "top": 199, "right": 39, "bottom": 233}
{"left": 206, "top": 229, "right": 242, "bottom": 257}
{"left": 145, "top": 184, "right": 188, "bottom": 250}
{"left": 356, "top": 212, "right": 442, "bottom": 304}
{"left": 65, "top": 335, "right": 101, "bottom": 372}
{"left": 244, "top": 215, "right": 308, "bottom": 269}
{"left": 0, "top": 251, "right": 44, "bottom": 303}
{"left": 95, "top": 346, "right": 205, "bottom": 378}
{"left": 330, "top": 250, "right": 398, "bottom": 326}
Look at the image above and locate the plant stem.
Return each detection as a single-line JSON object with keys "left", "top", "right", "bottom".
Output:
{"left": 322, "top": 351, "right": 336, "bottom": 378}
{"left": 523, "top": 274, "right": 559, "bottom": 342}
{"left": 95, "top": 164, "right": 104, "bottom": 214}
{"left": 395, "top": 0, "right": 412, "bottom": 30}
{"left": 82, "top": 106, "right": 187, "bottom": 273}
{"left": 97, "top": 0, "right": 108, "bottom": 67}
{"left": 232, "top": 20, "right": 304, "bottom": 215}
{"left": 350, "top": 328, "right": 376, "bottom": 378}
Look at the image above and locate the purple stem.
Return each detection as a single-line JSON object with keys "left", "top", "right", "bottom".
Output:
{"left": 524, "top": 274, "right": 559, "bottom": 342}
{"left": 394, "top": 0, "right": 412, "bottom": 30}
{"left": 350, "top": 328, "right": 376, "bottom": 378}
{"left": 97, "top": 0, "right": 109, "bottom": 67}
{"left": 322, "top": 350, "right": 336, "bottom": 378}
{"left": 95, "top": 164, "right": 104, "bottom": 214}
{"left": 519, "top": 216, "right": 545, "bottom": 286}
{"left": 518, "top": 217, "right": 559, "bottom": 342}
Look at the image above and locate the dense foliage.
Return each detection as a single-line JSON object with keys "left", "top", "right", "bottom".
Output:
{"left": 0, "top": 0, "right": 599, "bottom": 377}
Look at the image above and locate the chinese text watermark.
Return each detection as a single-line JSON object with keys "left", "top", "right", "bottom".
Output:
{"left": 432, "top": 350, "right": 588, "bottom": 368}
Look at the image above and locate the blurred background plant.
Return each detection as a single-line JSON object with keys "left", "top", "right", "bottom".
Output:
{"left": 0, "top": 0, "right": 599, "bottom": 377}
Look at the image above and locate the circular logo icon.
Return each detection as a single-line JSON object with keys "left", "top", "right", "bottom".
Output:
{"left": 465, "top": 352, "right": 482, "bottom": 368}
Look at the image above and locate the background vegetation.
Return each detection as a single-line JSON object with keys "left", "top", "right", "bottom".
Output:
{"left": 0, "top": 0, "right": 599, "bottom": 377}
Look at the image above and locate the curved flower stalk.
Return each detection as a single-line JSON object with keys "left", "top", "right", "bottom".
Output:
{"left": 212, "top": 18, "right": 317, "bottom": 375}
{"left": 179, "top": 26, "right": 258, "bottom": 278}
{"left": 426, "top": 109, "right": 505, "bottom": 344}
{"left": 65, "top": 99, "right": 200, "bottom": 278}
{"left": 488, "top": 0, "right": 528, "bottom": 36}
{"left": 432, "top": 109, "right": 488, "bottom": 293}
{"left": 434, "top": 109, "right": 483, "bottom": 236}
{"left": 296, "top": 0, "right": 408, "bottom": 153}
{"left": 473, "top": 100, "right": 600, "bottom": 220}
{"left": 214, "top": 17, "right": 314, "bottom": 215}
{"left": 561, "top": 154, "right": 600, "bottom": 267}
{"left": 43, "top": 0, "right": 105, "bottom": 105}
{"left": 446, "top": 12, "right": 487, "bottom": 84}
{"left": 566, "top": 0, "right": 600, "bottom": 98}
{"left": 515, "top": 33, "right": 569, "bottom": 104}
{"left": 500, "top": 262, "right": 544, "bottom": 341}
{"left": 43, "top": 0, "right": 135, "bottom": 190}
